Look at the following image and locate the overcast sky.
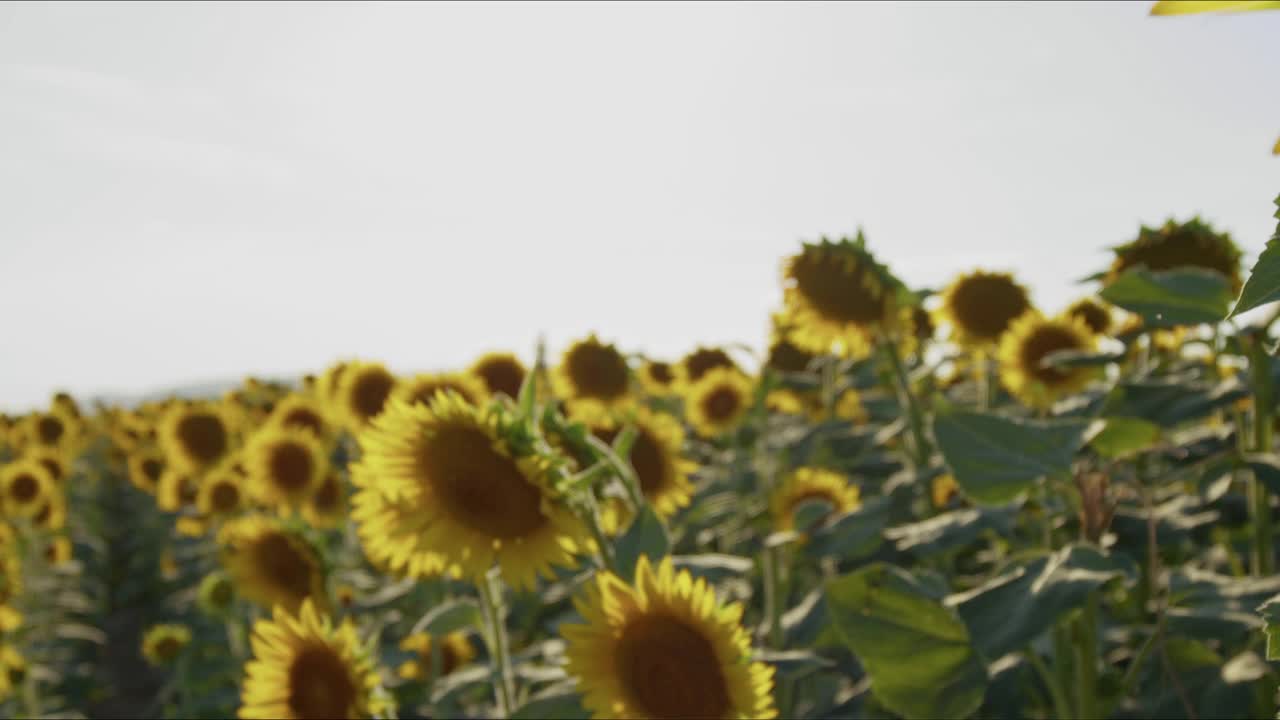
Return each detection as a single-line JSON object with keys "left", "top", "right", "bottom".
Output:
{"left": 2, "top": 1, "right": 1278, "bottom": 412}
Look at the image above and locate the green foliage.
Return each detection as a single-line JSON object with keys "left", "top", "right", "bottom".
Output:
{"left": 1100, "top": 267, "right": 1234, "bottom": 327}
{"left": 933, "top": 411, "right": 1089, "bottom": 505}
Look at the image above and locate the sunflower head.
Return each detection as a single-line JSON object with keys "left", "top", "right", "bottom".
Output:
{"left": 239, "top": 599, "right": 393, "bottom": 720}
{"left": 469, "top": 352, "right": 529, "bottom": 400}
{"left": 20, "top": 447, "right": 67, "bottom": 489}
{"left": 562, "top": 554, "right": 777, "bottom": 720}
{"left": 637, "top": 360, "right": 678, "bottom": 396}
{"left": 1109, "top": 217, "right": 1243, "bottom": 292}
{"left": 141, "top": 624, "right": 191, "bottom": 667}
{"left": 335, "top": 361, "right": 398, "bottom": 432}
{"left": 302, "top": 472, "right": 346, "bottom": 530}
{"left": 678, "top": 347, "right": 739, "bottom": 389}
{"left": 781, "top": 232, "right": 904, "bottom": 357}
{"left": 19, "top": 408, "right": 80, "bottom": 456}
{"left": 936, "top": 271, "right": 1033, "bottom": 348}
{"left": 159, "top": 402, "right": 235, "bottom": 472}
{"left": 351, "top": 394, "right": 588, "bottom": 589}
{"left": 267, "top": 395, "right": 333, "bottom": 443}
{"left": 1064, "top": 297, "right": 1115, "bottom": 336}
{"left": 246, "top": 427, "right": 327, "bottom": 511}
{"left": 587, "top": 408, "right": 698, "bottom": 519}
{"left": 770, "top": 467, "right": 860, "bottom": 533}
{"left": 31, "top": 491, "right": 67, "bottom": 532}
{"left": 198, "top": 571, "right": 237, "bottom": 616}
{"left": 218, "top": 515, "right": 328, "bottom": 615}
{"left": 396, "top": 372, "right": 489, "bottom": 410}
{"left": 553, "top": 335, "right": 634, "bottom": 414}
{"left": 0, "top": 460, "right": 55, "bottom": 519}
{"left": 765, "top": 335, "right": 816, "bottom": 375}
{"left": 198, "top": 465, "right": 246, "bottom": 519}
{"left": 685, "top": 369, "right": 756, "bottom": 439}
{"left": 997, "top": 311, "right": 1100, "bottom": 410}
{"left": 397, "top": 631, "right": 477, "bottom": 681}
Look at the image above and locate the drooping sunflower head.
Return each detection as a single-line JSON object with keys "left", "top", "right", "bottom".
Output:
{"left": 1109, "top": 217, "right": 1243, "bottom": 292}
{"left": 1063, "top": 297, "right": 1115, "bottom": 336}
{"left": 780, "top": 233, "right": 904, "bottom": 358}
{"left": 218, "top": 515, "right": 327, "bottom": 615}
{"left": 678, "top": 347, "right": 739, "bottom": 389}
{"left": 553, "top": 335, "right": 633, "bottom": 414}
{"left": 302, "top": 472, "right": 346, "bottom": 530}
{"left": 159, "top": 402, "right": 235, "bottom": 472}
{"left": 350, "top": 394, "right": 588, "bottom": 589}
{"left": 0, "top": 459, "right": 55, "bottom": 519}
{"left": 685, "top": 369, "right": 756, "bottom": 439}
{"left": 765, "top": 335, "right": 816, "bottom": 375}
{"left": 588, "top": 408, "right": 698, "bottom": 519}
{"left": 239, "top": 598, "right": 392, "bottom": 720}
{"left": 469, "top": 352, "right": 528, "bottom": 400}
{"left": 395, "top": 372, "right": 489, "bottom": 410}
{"left": 563, "top": 554, "right": 777, "bottom": 720}
{"left": 936, "top": 271, "right": 1033, "bottom": 348}
{"left": 246, "top": 427, "right": 326, "bottom": 511}
{"left": 334, "top": 361, "right": 398, "bottom": 432}
{"left": 397, "top": 631, "right": 477, "bottom": 681}
{"left": 267, "top": 395, "right": 333, "bottom": 444}
{"left": 997, "top": 311, "right": 1100, "bottom": 410}
{"left": 141, "top": 624, "right": 191, "bottom": 667}
{"left": 637, "top": 360, "right": 678, "bottom": 396}
{"left": 770, "top": 467, "right": 860, "bottom": 533}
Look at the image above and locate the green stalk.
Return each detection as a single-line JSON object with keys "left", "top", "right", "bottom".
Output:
{"left": 477, "top": 570, "right": 516, "bottom": 718}
{"left": 820, "top": 356, "right": 838, "bottom": 420}
{"left": 1074, "top": 593, "right": 1100, "bottom": 720}
{"left": 881, "top": 337, "right": 931, "bottom": 470}
{"left": 582, "top": 493, "right": 618, "bottom": 574}
{"left": 1026, "top": 646, "right": 1073, "bottom": 720}
{"left": 1249, "top": 337, "right": 1275, "bottom": 575}
{"left": 975, "top": 351, "right": 991, "bottom": 411}
{"left": 1052, "top": 623, "right": 1076, "bottom": 717}
{"left": 762, "top": 543, "right": 794, "bottom": 718}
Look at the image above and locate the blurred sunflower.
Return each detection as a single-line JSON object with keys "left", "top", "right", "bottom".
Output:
{"left": 350, "top": 394, "right": 587, "bottom": 589}
{"left": 246, "top": 427, "right": 326, "bottom": 511}
{"left": 590, "top": 408, "right": 697, "bottom": 519}
{"left": 141, "top": 624, "right": 191, "bottom": 667}
{"left": 936, "top": 271, "right": 1033, "bottom": 349}
{"left": 197, "top": 571, "right": 236, "bottom": 616}
{"left": 636, "top": 360, "right": 678, "bottom": 396}
{"left": 0, "top": 554, "right": 23, "bottom": 631}
{"left": 159, "top": 402, "right": 234, "bottom": 472}
{"left": 18, "top": 408, "right": 79, "bottom": 456}
{"left": 997, "top": 312, "right": 1099, "bottom": 410}
{"left": 31, "top": 492, "right": 67, "bottom": 532}
{"left": 395, "top": 372, "right": 488, "bottom": 409}
{"left": 335, "top": 361, "right": 398, "bottom": 432}
{"left": 157, "top": 468, "right": 201, "bottom": 513}
{"left": 554, "top": 335, "right": 634, "bottom": 415}
{"left": 0, "top": 645, "right": 23, "bottom": 702}
{"left": 198, "top": 466, "right": 246, "bottom": 519}
{"left": 239, "top": 599, "right": 391, "bottom": 720}
{"left": 932, "top": 473, "right": 962, "bottom": 508}
{"left": 562, "top": 554, "right": 777, "bottom": 720}
{"left": 678, "top": 347, "right": 739, "bottom": 389}
{"left": 0, "top": 459, "right": 54, "bottom": 519}
{"left": 770, "top": 467, "right": 860, "bottom": 533}
{"left": 44, "top": 535, "right": 73, "bottom": 566}
{"left": 22, "top": 447, "right": 67, "bottom": 487}
{"left": 1064, "top": 297, "right": 1115, "bottom": 336}
{"left": 685, "top": 369, "right": 755, "bottom": 438}
{"left": 219, "top": 515, "right": 327, "bottom": 615}
{"left": 765, "top": 336, "right": 815, "bottom": 375}
{"left": 267, "top": 395, "right": 333, "bottom": 443}
{"left": 1108, "top": 217, "right": 1243, "bottom": 292}
{"left": 302, "top": 472, "right": 346, "bottom": 530}
{"left": 780, "top": 233, "right": 902, "bottom": 358}
{"left": 319, "top": 361, "right": 349, "bottom": 403}
{"left": 469, "top": 352, "right": 528, "bottom": 400}
{"left": 397, "top": 632, "right": 476, "bottom": 681}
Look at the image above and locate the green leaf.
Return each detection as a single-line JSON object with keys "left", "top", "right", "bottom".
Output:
{"left": 792, "top": 497, "right": 835, "bottom": 533}
{"left": 511, "top": 691, "right": 590, "bottom": 720}
{"left": 613, "top": 505, "right": 670, "bottom": 581}
{"left": 948, "top": 544, "right": 1132, "bottom": 660}
{"left": 670, "top": 554, "right": 755, "bottom": 583}
{"left": 1231, "top": 240, "right": 1280, "bottom": 318}
{"left": 803, "top": 495, "right": 891, "bottom": 560}
{"left": 933, "top": 411, "right": 1090, "bottom": 505}
{"left": 884, "top": 506, "right": 1019, "bottom": 558}
{"left": 1246, "top": 454, "right": 1280, "bottom": 495}
{"left": 1099, "top": 267, "right": 1232, "bottom": 327}
{"left": 1087, "top": 416, "right": 1161, "bottom": 459}
{"left": 411, "top": 598, "right": 483, "bottom": 637}
{"left": 1258, "top": 594, "right": 1280, "bottom": 660}
{"left": 825, "top": 564, "right": 987, "bottom": 720}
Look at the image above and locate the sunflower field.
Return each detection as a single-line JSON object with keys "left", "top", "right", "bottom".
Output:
{"left": 3, "top": 199, "right": 1280, "bottom": 720}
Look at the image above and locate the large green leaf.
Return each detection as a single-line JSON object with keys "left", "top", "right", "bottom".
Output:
{"left": 613, "top": 505, "right": 670, "bottom": 581}
{"left": 1102, "top": 376, "right": 1247, "bottom": 427}
{"left": 933, "top": 411, "right": 1090, "bottom": 505}
{"left": 948, "top": 545, "right": 1132, "bottom": 660}
{"left": 825, "top": 564, "right": 987, "bottom": 720}
{"left": 1099, "top": 267, "right": 1232, "bottom": 327}
{"left": 884, "top": 506, "right": 1019, "bottom": 558}
{"left": 1231, "top": 241, "right": 1280, "bottom": 318}
{"left": 1087, "top": 416, "right": 1161, "bottom": 459}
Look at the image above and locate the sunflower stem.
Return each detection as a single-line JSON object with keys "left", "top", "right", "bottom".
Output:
{"left": 975, "top": 351, "right": 991, "bottom": 411}
{"left": 477, "top": 568, "right": 516, "bottom": 718}
{"left": 582, "top": 492, "right": 618, "bottom": 574}
{"left": 820, "top": 356, "right": 838, "bottom": 420}
{"left": 1246, "top": 332, "right": 1276, "bottom": 575}
{"left": 1026, "top": 645, "right": 1073, "bottom": 720}
{"left": 880, "top": 337, "right": 931, "bottom": 470}
{"left": 1073, "top": 592, "right": 1100, "bottom": 720}
{"left": 586, "top": 436, "right": 643, "bottom": 512}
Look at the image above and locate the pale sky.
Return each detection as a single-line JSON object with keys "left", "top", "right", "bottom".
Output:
{"left": 2, "top": 1, "right": 1278, "bottom": 412}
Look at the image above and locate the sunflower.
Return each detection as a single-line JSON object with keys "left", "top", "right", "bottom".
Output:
{"left": 997, "top": 311, "right": 1099, "bottom": 410}
{"left": 18, "top": 408, "right": 79, "bottom": 456}
{"left": 562, "top": 554, "right": 777, "bottom": 720}
{"left": 141, "top": 624, "right": 191, "bottom": 667}
{"left": 268, "top": 395, "right": 333, "bottom": 443}
{"left": 765, "top": 337, "right": 815, "bottom": 375}
{"left": 302, "top": 472, "right": 346, "bottom": 530}
{"left": 159, "top": 401, "right": 235, "bottom": 472}
{"left": 780, "top": 233, "right": 902, "bottom": 358}
{"left": 685, "top": 369, "right": 755, "bottom": 439}
{"left": 397, "top": 632, "right": 477, "bottom": 681}
{"left": 395, "top": 372, "right": 489, "bottom": 409}
{"left": 350, "top": 394, "right": 588, "bottom": 589}
{"left": 219, "top": 515, "right": 327, "bottom": 615}
{"left": 0, "top": 645, "right": 24, "bottom": 703}
{"left": 770, "top": 467, "right": 860, "bottom": 533}
{"left": 246, "top": 427, "right": 326, "bottom": 511}
{"left": 31, "top": 491, "right": 67, "bottom": 532}
{"left": 0, "top": 459, "right": 54, "bottom": 519}
{"left": 1108, "top": 217, "right": 1243, "bottom": 292}
{"left": 319, "top": 362, "right": 349, "bottom": 402}
{"left": 335, "top": 361, "right": 398, "bottom": 432}
{"left": 469, "top": 352, "right": 528, "bottom": 400}
{"left": 0, "top": 554, "right": 23, "bottom": 632}
{"left": 198, "top": 571, "right": 237, "bottom": 616}
{"left": 932, "top": 473, "right": 961, "bottom": 508}
{"left": 637, "top": 360, "right": 678, "bottom": 396}
{"left": 157, "top": 467, "right": 201, "bottom": 513}
{"left": 678, "top": 347, "right": 739, "bottom": 389}
{"left": 198, "top": 466, "right": 246, "bottom": 518}
{"left": 553, "top": 335, "right": 634, "bottom": 415}
{"left": 22, "top": 447, "right": 68, "bottom": 487}
{"left": 1064, "top": 297, "right": 1115, "bottom": 336}
{"left": 239, "top": 598, "right": 392, "bottom": 720}
{"left": 44, "top": 535, "right": 73, "bottom": 566}
{"left": 935, "top": 271, "right": 1033, "bottom": 349}
{"left": 589, "top": 409, "right": 697, "bottom": 519}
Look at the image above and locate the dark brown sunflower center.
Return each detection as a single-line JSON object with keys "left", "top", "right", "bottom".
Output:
{"left": 210, "top": 482, "right": 241, "bottom": 513}
{"left": 38, "top": 458, "right": 63, "bottom": 482}
{"left": 417, "top": 642, "right": 462, "bottom": 677}
{"left": 34, "top": 503, "right": 51, "bottom": 526}
{"left": 351, "top": 370, "right": 395, "bottom": 421}
{"left": 269, "top": 442, "right": 314, "bottom": 493}
{"left": 10, "top": 474, "right": 39, "bottom": 504}
{"left": 767, "top": 340, "right": 814, "bottom": 374}
{"left": 312, "top": 475, "right": 341, "bottom": 512}
{"left": 283, "top": 408, "right": 326, "bottom": 436}
{"left": 421, "top": 426, "right": 546, "bottom": 539}
{"left": 179, "top": 477, "right": 199, "bottom": 505}
{"left": 703, "top": 386, "right": 742, "bottom": 423}
{"left": 1069, "top": 303, "right": 1111, "bottom": 335}
{"left": 596, "top": 427, "right": 668, "bottom": 496}
{"left": 683, "top": 349, "right": 736, "bottom": 384}
{"left": 615, "top": 612, "right": 732, "bottom": 720}
{"left": 565, "top": 344, "right": 629, "bottom": 400}
{"left": 790, "top": 252, "right": 889, "bottom": 326}
{"left": 911, "top": 306, "right": 936, "bottom": 340}
{"left": 477, "top": 359, "right": 526, "bottom": 399}
{"left": 948, "top": 276, "right": 1030, "bottom": 342}
{"left": 153, "top": 636, "right": 184, "bottom": 662}
{"left": 646, "top": 362, "right": 675, "bottom": 385}
{"left": 142, "top": 459, "right": 164, "bottom": 484}
{"left": 253, "top": 533, "right": 315, "bottom": 604}
{"left": 176, "top": 413, "right": 229, "bottom": 464}
{"left": 287, "top": 644, "right": 358, "bottom": 720}
{"left": 37, "top": 417, "right": 65, "bottom": 445}
{"left": 1020, "top": 325, "right": 1085, "bottom": 385}
{"left": 209, "top": 579, "right": 234, "bottom": 607}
